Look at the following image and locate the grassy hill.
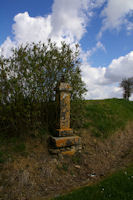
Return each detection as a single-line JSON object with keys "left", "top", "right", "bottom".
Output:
{"left": 82, "top": 98, "right": 133, "bottom": 138}
{"left": 0, "top": 98, "right": 133, "bottom": 200}
{"left": 52, "top": 98, "right": 133, "bottom": 200}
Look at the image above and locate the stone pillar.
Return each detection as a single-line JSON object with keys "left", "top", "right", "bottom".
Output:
{"left": 56, "top": 82, "right": 73, "bottom": 136}
{"left": 49, "top": 81, "right": 81, "bottom": 155}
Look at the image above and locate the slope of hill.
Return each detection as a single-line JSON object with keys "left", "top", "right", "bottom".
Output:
{"left": 0, "top": 98, "right": 133, "bottom": 200}
{"left": 53, "top": 164, "right": 133, "bottom": 200}
{"left": 82, "top": 98, "right": 133, "bottom": 138}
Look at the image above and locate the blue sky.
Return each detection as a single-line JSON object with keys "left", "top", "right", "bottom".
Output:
{"left": 0, "top": 0, "right": 133, "bottom": 99}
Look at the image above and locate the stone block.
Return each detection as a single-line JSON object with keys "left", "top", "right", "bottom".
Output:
{"left": 56, "top": 128, "right": 73, "bottom": 136}
{"left": 56, "top": 82, "right": 72, "bottom": 92}
{"left": 48, "top": 148, "right": 60, "bottom": 155}
{"left": 49, "top": 144, "right": 82, "bottom": 155}
{"left": 49, "top": 136, "right": 81, "bottom": 148}
{"left": 61, "top": 148, "right": 76, "bottom": 156}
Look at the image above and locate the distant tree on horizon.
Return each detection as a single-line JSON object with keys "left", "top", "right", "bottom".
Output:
{"left": 120, "top": 77, "right": 133, "bottom": 100}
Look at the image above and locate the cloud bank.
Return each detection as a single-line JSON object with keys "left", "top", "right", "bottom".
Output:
{"left": 81, "top": 51, "right": 133, "bottom": 99}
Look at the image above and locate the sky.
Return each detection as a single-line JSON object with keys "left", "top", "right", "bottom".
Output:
{"left": 0, "top": 0, "right": 133, "bottom": 99}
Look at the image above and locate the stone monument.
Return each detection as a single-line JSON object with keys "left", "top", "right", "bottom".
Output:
{"left": 49, "top": 80, "right": 81, "bottom": 155}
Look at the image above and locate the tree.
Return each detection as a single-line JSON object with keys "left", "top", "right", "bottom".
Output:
{"left": 0, "top": 40, "right": 86, "bottom": 103}
{"left": 120, "top": 77, "right": 133, "bottom": 100}
{"left": 0, "top": 40, "right": 87, "bottom": 136}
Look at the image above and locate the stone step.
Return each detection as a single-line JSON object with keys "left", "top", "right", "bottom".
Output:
{"left": 49, "top": 145, "right": 82, "bottom": 155}
{"left": 61, "top": 148, "right": 76, "bottom": 155}
{"left": 49, "top": 135, "right": 81, "bottom": 148}
{"left": 56, "top": 128, "right": 73, "bottom": 136}
{"left": 49, "top": 147, "right": 76, "bottom": 155}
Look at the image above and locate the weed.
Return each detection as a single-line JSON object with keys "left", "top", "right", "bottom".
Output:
{"left": 72, "top": 153, "right": 82, "bottom": 165}
{"left": 62, "top": 163, "right": 68, "bottom": 171}
{"left": 56, "top": 164, "right": 61, "bottom": 171}
{"left": 70, "top": 170, "right": 74, "bottom": 176}
{"left": 56, "top": 163, "right": 68, "bottom": 171}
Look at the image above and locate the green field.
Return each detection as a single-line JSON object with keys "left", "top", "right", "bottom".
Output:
{"left": 83, "top": 98, "right": 133, "bottom": 138}
{"left": 53, "top": 165, "right": 133, "bottom": 200}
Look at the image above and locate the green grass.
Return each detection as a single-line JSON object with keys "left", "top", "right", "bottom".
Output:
{"left": 83, "top": 98, "right": 133, "bottom": 138}
{"left": 53, "top": 165, "right": 133, "bottom": 200}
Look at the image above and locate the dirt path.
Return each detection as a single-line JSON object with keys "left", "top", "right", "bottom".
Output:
{"left": 0, "top": 123, "right": 133, "bottom": 200}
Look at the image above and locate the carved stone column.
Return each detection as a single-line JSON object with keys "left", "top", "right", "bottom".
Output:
{"left": 56, "top": 82, "right": 73, "bottom": 136}
{"left": 49, "top": 81, "right": 81, "bottom": 155}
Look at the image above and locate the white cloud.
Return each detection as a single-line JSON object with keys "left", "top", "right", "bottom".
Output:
{"left": 80, "top": 63, "right": 115, "bottom": 99}
{"left": 81, "top": 50, "right": 133, "bottom": 99}
{"left": 81, "top": 62, "right": 122, "bottom": 99}
{"left": 51, "top": 0, "right": 89, "bottom": 41}
{"left": 105, "top": 51, "right": 133, "bottom": 82}
{"left": 81, "top": 63, "right": 106, "bottom": 85}
{"left": 51, "top": 0, "right": 105, "bottom": 41}
{"left": 98, "top": 0, "right": 133, "bottom": 37}
{"left": 126, "top": 20, "right": 133, "bottom": 33}
{"left": 13, "top": 12, "right": 52, "bottom": 44}
{"left": 96, "top": 41, "right": 106, "bottom": 52}
{"left": 0, "top": 12, "right": 53, "bottom": 57}
{"left": 85, "top": 84, "right": 122, "bottom": 99}
{"left": 0, "top": 37, "right": 16, "bottom": 58}
{"left": 87, "top": 0, "right": 106, "bottom": 9}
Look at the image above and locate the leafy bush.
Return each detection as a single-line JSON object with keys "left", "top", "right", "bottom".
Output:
{"left": 0, "top": 41, "right": 86, "bottom": 137}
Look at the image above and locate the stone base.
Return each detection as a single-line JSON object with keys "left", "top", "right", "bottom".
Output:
{"left": 56, "top": 128, "right": 73, "bottom": 137}
{"left": 48, "top": 135, "right": 82, "bottom": 155}
{"left": 49, "top": 144, "right": 82, "bottom": 155}
{"left": 49, "top": 135, "right": 81, "bottom": 148}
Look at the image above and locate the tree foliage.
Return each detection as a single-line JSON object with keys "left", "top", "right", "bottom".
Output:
{"left": 120, "top": 77, "right": 133, "bottom": 100}
{"left": 0, "top": 41, "right": 86, "bottom": 136}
